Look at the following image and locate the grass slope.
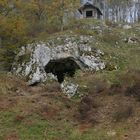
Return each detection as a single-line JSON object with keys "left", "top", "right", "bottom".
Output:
{"left": 0, "top": 20, "right": 140, "bottom": 140}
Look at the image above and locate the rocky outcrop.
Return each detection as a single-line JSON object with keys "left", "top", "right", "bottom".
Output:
{"left": 12, "top": 35, "right": 105, "bottom": 97}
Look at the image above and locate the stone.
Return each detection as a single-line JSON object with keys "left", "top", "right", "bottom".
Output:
{"left": 80, "top": 55, "right": 105, "bottom": 71}
{"left": 124, "top": 37, "right": 138, "bottom": 44}
{"left": 61, "top": 80, "right": 78, "bottom": 98}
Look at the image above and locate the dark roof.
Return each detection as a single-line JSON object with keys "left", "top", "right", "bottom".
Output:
{"left": 78, "top": 2, "right": 103, "bottom": 15}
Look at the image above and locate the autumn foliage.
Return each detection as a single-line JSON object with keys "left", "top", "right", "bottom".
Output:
{"left": 0, "top": 0, "right": 79, "bottom": 70}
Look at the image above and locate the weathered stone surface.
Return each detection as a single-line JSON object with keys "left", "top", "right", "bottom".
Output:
{"left": 80, "top": 55, "right": 105, "bottom": 71}
{"left": 12, "top": 35, "right": 105, "bottom": 96}
{"left": 61, "top": 80, "right": 78, "bottom": 98}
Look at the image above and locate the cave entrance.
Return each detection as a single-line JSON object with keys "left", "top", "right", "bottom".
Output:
{"left": 45, "top": 57, "right": 81, "bottom": 83}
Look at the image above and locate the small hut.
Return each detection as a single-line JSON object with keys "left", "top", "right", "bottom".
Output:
{"left": 78, "top": 2, "right": 102, "bottom": 19}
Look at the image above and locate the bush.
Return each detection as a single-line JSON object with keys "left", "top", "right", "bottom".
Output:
{"left": 125, "top": 82, "right": 140, "bottom": 101}
{"left": 113, "top": 105, "right": 133, "bottom": 122}
{"left": 0, "top": 45, "right": 18, "bottom": 71}
{"left": 77, "top": 95, "right": 98, "bottom": 124}
{"left": 109, "top": 83, "right": 122, "bottom": 95}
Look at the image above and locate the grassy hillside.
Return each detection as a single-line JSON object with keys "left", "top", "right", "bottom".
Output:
{"left": 0, "top": 19, "right": 140, "bottom": 140}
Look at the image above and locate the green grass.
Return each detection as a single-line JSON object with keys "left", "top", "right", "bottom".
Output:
{"left": 0, "top": 111, "right": 48, "bottom": 140}
{"left": 0, "top": 20, "right": 140, "bottom": 140}
{"left": 18, "top": 118, "right": 48, "bottom": 140}
{"left": 0, "top": 110, "right": 114, "bottom": 140}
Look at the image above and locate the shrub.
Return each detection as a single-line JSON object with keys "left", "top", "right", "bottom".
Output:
{"left": 113, "top": 105, "right": 133, "bottom": 122}
{"left": 125, "top": 82, "right": 140, "bottom": 101}
{"left": 77, "top": 95, "right": 98, "bottom": 124}
{"left": 109, "top": 83, "right": 122, "bottom": 95}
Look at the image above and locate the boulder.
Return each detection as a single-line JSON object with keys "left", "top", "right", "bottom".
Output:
{"left": 61, "top": 80, "right": 78, "bottom": 98}
{"left": 12, "top": 35, "right": 105, "bottom": 96}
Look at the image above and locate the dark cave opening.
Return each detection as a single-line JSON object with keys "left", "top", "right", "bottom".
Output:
{"left": 45, "top": 57, "right": 80, "bottom": 83}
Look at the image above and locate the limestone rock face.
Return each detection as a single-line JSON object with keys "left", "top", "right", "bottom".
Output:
{"left": 13, "top": 43, "right": 51, "bottom": 85}
{"left": 80, "top": 55, "right": 105, "bottom": 71}
{"left": 12, "top": 35, "right": 105, "bottom": 96}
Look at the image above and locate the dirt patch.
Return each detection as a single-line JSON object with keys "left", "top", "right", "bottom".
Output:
{"left": 0, "top": 98, "right": 18, "bottom": 111}
{"left": 4, "top": 132, "right": 19, "bottom": 140}
{"left": 14, "top": 115, "right": 25, "bottom": 123}
{"left": 77, "top": 123, "right": 92, "bottom": 133}
{"left": 44, "top": 82, "right": 61, "bottom": 93}
{"left": 40, "top": 104, "right": 59, "bottom": 120}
